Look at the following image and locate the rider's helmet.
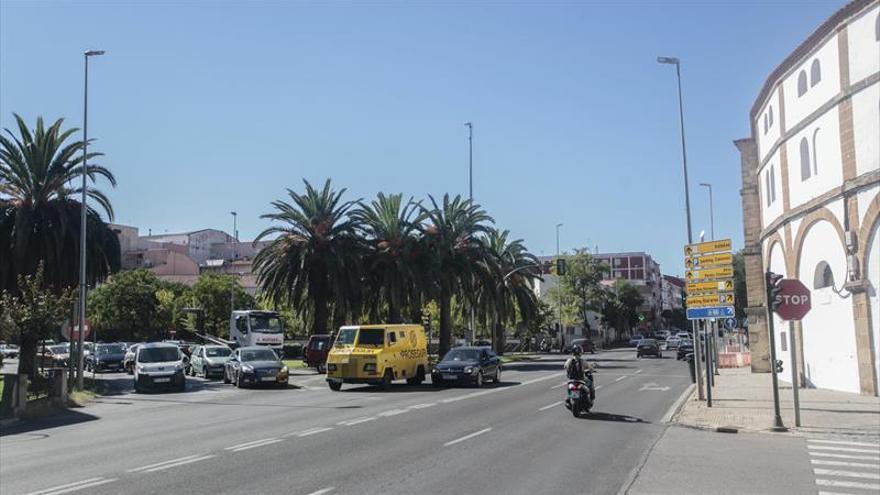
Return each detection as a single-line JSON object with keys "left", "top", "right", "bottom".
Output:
{"left": 572, "top": 345, "right": 582, "bottom": 357}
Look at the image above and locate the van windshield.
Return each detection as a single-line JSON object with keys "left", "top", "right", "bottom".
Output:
{"left": 139, "top": 347, "right": 180, "bottom": 363}
{"left": 335, "top": 328, "right": 357, "bottom": 346}
{"left": 249, "top": 315, "right": 282, "bottom": 334}
{"left": 357, "top": 329, "right": 385, "bottom": 346}
{"left": 206, "top": 347, "right": 232, "bottom": 357}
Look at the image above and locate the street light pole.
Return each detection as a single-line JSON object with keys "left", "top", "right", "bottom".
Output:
{"left": 659, "top": 55, "right": 704, "bottom": 400}
{"left": 77, "top": 49, "right": 105, "bottom": 391}
{"left": 465, "top": 122, "right": 475, "bottom": 343}
{"left": 556, "top": 223, "right": 563, "bottom": 352}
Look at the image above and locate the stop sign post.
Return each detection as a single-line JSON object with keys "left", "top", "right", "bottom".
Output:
{"left": 766, "top": 274, "right": 812, "bottom": 429}
{"left": 773, "top": 279, "right": 812, "bottom": 321}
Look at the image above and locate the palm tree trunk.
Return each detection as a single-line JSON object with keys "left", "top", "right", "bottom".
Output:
{"left": 313, "top": 283, "right": 330, "bottom": 336}
{"left": 439, "top": 286, "right": 452, "bottom": 357}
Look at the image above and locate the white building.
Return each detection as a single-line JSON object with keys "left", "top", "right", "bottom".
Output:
{"left": 737, "top": 0, "right": 879, "bottom": 395}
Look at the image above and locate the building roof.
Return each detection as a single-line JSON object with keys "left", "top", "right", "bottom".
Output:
{"left": 142, "top": 228, "right": 229, "bottom": 239}
{"left": 662, "top": 275, "right": 686, "bottom": 287}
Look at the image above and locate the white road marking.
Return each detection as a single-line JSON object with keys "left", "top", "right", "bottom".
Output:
{"left": 26, "top": 478, "right": 118, "bottom": 495}
{"left": 810, "top": 452, "right": 880, "bottom": 461}
{"left": 338, "top": 417, "right": 377, "bottom": 426}
{"left": 817, "top": 491, "right": 860, "bottom": 495}
{"left": 230, "top": 439, "right": 283, "bottom": 452}
{"left": 444, "top": 428, "right": 492, "bottom": 447}
{"left": 615, "top": 376, "right": 627, "bottom": 382}
{"left": 539, "top": 400, "right": 564, "bottom": 411}
{"left": 520, "top": 374, "right": 563, "bottom": 386}
{"left": 809, "top": 439, "right": 880, "bottom": 448}
{"left": 815, "top": 479, "right": 880, "bottom": 490}
{"left": 224, "top": 438, "right": 279, "bottom": 451}
{"left": 142, "top": 455, "right": 215, "bottom": 473}
{"left": 409, "top": 403, "right": 436, "bottom": 409}
{"left": 634, "top": 369, "right": 643, "bottom": 374}
{"left": 305, "top": 488, "right": 335, "bottom": 495}
{"left": 296, "top": 427, "right": 333, "bottom": 437}
{"left": 377, "top": 409, "right": 409, "bottom": 417}
{"left": 813, "top": 468, "right": 880, "bottom": 480}
{"left": 810, "top": 445, "right": 880, "bottom": 454}
{"left": 128, "top": 454, "right": 202, "bottom": 472}
{"left": 551, "top": 382, "right": 567, "bottom": 389}
{"left": 595, "top": 385, "right": 603, "bottom": 390}
{"left": 812, "top": 459, "right": 880, "bottom": 469}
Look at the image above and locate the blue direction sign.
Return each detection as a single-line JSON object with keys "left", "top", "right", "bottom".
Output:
{"left": 687, "top": 306, "right": 735, "bottom": 320}
{"left": 724, "top": 317, "right": 738, "bottom": 330}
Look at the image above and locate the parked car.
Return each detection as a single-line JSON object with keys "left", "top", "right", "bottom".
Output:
{"left": 303, "top": 334, "right": 331, "bottom": 372}
{"left": 655, "top": 330, "right": 670, "bottom": 341}
{"left": 224, "top": 346, "right": 289, "bottom": 388}
{"left": 567, "top": 338, "right": 595, "bottom": 354}
{"left": 85, "top": 343, "right": 127, "bottom": 372}
{"left": 133, "top": 343, "right": 186, "bottom": 393}
{"left": 636, "top": 339, "right": 662, "bottom": 358}
{"left": 665, "top": 338, "right": 681, "bottom": 351}
{"left": 628, "top": 335, "right": 644, "bottom": 347}
{"left": 123, "top": 343, "right": 144, "bottom": 374}
{"left": 675, "top": 332, "right": 691, "bottom": 340}
{"left": 0, "top": 343, "right": 19, "bottom": 359}
{"left": 472, "top": 339, "right": 492, "bottom": 348}
{"left": 677, "top": 340, "right": 695, "bottom": 361}
{"left": 36, "top": 344, "right": 70, "bottom": 369}
{"left": 432, "top": 346, "right": 501, "bottom": 388}
{"left": 188, "top": 344, "right": 233, "bottom": 379}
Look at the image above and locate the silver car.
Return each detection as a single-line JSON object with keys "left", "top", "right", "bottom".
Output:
{"left": 187, "top": 344, "right": 233, "bottom": 379}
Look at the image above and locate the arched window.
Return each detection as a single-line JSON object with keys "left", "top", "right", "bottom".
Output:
{"left": 770, "top": 165, "right": 776, "bottom": 203}
{"left": 800, "top": 136, "right": 811, "bottom": 180}
{"left": 814, "top": 261, "right": 834, "bottom": 289}
{"left": 875, "top": 13, "right": 879, "bottom": 41}
{"left": 811, "top": 127, "right": 820, "bottom": 175}
{"left": 764, "top": 114, "right": 768, "bottom": 134}
{"left": 810, "top": 59, "right": 821, "bottom": 87}
{"left": 798, "top": 70, "right": 808, "bottom": 96}
{"left": 769, "top": 105, "right": 774, "bottom": 127}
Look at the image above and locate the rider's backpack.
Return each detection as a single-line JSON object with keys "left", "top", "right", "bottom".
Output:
{"left": 566, "top": 358, "right": 583, "bottom": 380}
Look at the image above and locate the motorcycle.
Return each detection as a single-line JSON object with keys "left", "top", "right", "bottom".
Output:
{"left": 564, "top": 371, "right": 594, "bottom": 418}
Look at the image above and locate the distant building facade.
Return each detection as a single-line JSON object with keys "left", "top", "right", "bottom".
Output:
{"left": 736, "top": 0, "right": 879, "bottom": 395}
{"left": 594, "top": 251, "right": 663, "bottom": 324}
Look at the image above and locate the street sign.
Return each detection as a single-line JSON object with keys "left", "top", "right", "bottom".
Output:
{"left": 686, "top": 278, "right": 734, "bottom": 294}
{"left": 773, "top": 278, "right": 812, "bottom": 321}
{"left": 687, "top": 292, "right": 735, "bottom": 308}
{"left": 62, "top": 320, "right": 91, "bottom": 341}
{"left": 685, "top": 252, "right": 733, "bottom": 269}
{"left": 724, "top": 318, "right": 738, "bottom": 330}
{"left": 687, "top": 306, "right": 734, "bottom": 320}
{"left": 686, "top": 266, "right": 734, "bottom": 281}
{"left": 684, "top": 239, "right": 732, "bottom": 257}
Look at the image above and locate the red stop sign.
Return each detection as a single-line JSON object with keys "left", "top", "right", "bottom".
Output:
{"left": 774, "top": 279, "right": 812, "bottom": 321}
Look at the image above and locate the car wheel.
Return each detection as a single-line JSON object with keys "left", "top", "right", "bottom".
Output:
{"left": 474, "top": 371, "right": 483, "bottom": 388}
{"left": 328, "top": 381, "right": 342, "bottom": 391}
{"left": 493, "top": 367, "right": 501, "bottom": 383}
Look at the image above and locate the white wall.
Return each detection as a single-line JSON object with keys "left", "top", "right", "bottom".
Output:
{"left": 760, "top": 149, "right": 785, "bottom": 227}
{"left": 785, "top": 107, "right": 844, "bottom": 210}
{"left": 757, "top": 88, "right": 782, "bottom": 161}
{"left": 783, "top": 34, "right": 841, "bottom": 128}
{"left": 852, "top": 82, "right": 880, "bottom": 177}
{"left": 865, "top": 217, "right": 880, "bottom": 392}
{"left": 798, "top": 220, "right": 860, "bottom": 393}
{"left": 847, "top": 5, "right": 880, "bottom": 84}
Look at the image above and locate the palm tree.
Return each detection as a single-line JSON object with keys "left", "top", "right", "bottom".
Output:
{"left": 352, "top": 193, "right": 422, "bottom": 323}
{"left": 481, "top": 229, "right": 541, "bottom": 354}
{"left": 0, "top": 114, "right": 120, "bottom": 376}
{"left": 253, "top": 179, "right": 362, "bottom": 336}
{"left": 417, "top": 194, "right": 493, "bottom": 357}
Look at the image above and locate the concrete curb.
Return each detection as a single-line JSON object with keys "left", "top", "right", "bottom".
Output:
{"left": 661, "top": 383, "right": 694, "bottom": 424}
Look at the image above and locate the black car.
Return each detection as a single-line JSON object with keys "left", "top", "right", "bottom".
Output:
{"left": 432, "top": 347, "right": 501, "bottom": 388}
{"left": 677, "top": 340, "right": 695, "bottom": 361}
{"left": 224, "top": 346, "right": 289, "bottom": 388}
{"left": 636, "top": 339, "right": 662, "bottom": 358}
{"left": 567, "top": 338, "right": 596, "bottom": 354}
{"left": 86, "top": 343, "right": 127, "bottom": 372}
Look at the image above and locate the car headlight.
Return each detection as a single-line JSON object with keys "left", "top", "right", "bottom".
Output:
{"left": 136, "top": 365, "right": 145, "bottom": 373}
{"left": 280, "top": 366, "right": 289, "bottom": 374}
{"left": 242, "top": 365, "right": 254, "bottom": 373}
{"left": 465, "top": 367, "right": 475, "bottom": 374}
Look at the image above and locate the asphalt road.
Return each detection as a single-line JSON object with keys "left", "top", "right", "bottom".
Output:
{"left": 1, "top": 349, "right": 692, "bottom": 495}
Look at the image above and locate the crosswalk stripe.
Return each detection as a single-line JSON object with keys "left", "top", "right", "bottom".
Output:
{"left": 816, "top": 479, "right": 880, "bottom": 491}
{"left": 813, "top": 468, "right": 880, "bottom": 480}
{"left": 810, "top": 452, "right": 880, "bottom": 461}
{"left": 812, "top": 459, "right": 880, "bottom": 469}
{"left": 809, "top": 439, "right": 880, "bottom": 448}
{"left": 809, "top": 445, "right": 880, "bottom": 454}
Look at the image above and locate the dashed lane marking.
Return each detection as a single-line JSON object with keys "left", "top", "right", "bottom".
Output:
{"left": 443, "top": 428, "right": 492, "bottom": 447}
{"left": 538, "top": 401, "right": 564, "bottom": 411}
{"left": 224, "top": 438, "right": 279, "bottom": 451}
{"left": 305, "top": 488, "right": 335, "bottom": 495}
{"left": 142, "top": 455, "right": 216, "bottom": 473}
{"left": 295, "top": 427, "right": 334, "bottom": 437}
{"left": 26, "top": 478, "right": 117, "bottom": 495}
{"left": 615, "top": 376, "right": 627, "bottom": 382}
{"left": 338, "top": 417, "right": 377, "bottom": 426}
{"left": 230, "top": 440, "right": 283, "bottom": 453}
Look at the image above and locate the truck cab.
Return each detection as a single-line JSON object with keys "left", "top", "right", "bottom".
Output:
{"left": 229, "top": 310, "right": 284, "bottom": 353}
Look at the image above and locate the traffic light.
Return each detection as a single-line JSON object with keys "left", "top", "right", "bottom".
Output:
{"left": 557, "top": 258, "right": 567, "bottom": 276}
{"left": 775, "top": 359, "right": 784, "bottom": 374}
{"left": 766, "top": 271, "right": 784, "bottom": 311}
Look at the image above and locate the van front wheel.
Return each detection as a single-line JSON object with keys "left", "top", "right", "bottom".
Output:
{"left": 328, "top": 381, "right": 342, "bottom": 391}
{"left": 380, "top": 370, "right": 393, "bottom": 391}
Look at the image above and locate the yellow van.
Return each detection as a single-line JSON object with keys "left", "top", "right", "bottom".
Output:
{"left": 325, "top": 324, "right": 428, "bottom": 391}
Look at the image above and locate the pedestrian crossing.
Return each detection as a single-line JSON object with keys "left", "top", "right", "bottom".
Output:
{"left": 807, "top": 438, "right": 880, "bottom": 495}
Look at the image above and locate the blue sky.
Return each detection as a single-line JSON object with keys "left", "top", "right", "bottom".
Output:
{"left": 0, "top": 0, "right": 846, "bottom": 275}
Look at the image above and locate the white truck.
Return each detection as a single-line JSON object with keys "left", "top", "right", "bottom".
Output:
{"left": 229, "top": 310, "right": 284, "bottom": 352}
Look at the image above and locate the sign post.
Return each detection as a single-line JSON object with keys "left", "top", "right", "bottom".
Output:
{"left": 772, "top": 278, "right": 812, "bottom": 428}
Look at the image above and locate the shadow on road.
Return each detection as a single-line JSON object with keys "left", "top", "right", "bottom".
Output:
{"left": 340, "top": 380, "right": 520, "bottom": 393}
{"left": 580, "top": 411, "right": 648, "bottom": 424}
{"left": 0, "top": 409, "right": 99, "bottom": 438}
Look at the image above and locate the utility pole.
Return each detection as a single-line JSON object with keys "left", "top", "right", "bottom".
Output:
{"left": 465, "top": 122, "right": 475, "bottom": 344}
{"left": 556, "top": 223, "right": 563, "bottom": 352}
{"left": 765, "top": 271, "right": 787, "bottom": 431}
{"left": 658, "top": 55, "right": 703, "bottom": 400}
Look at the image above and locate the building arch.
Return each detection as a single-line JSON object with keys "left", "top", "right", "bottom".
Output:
{"left": 792, "top": 207, "right": 847, "bottom": 279}
{"left": 858, "top": 192, "right": 880, "bottom": 269}
{"left": 763, "top": 232, "right": 787, "bottom": 274}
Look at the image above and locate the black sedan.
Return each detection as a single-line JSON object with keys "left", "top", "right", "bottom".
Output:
{"left": 224, "top": 347, "right": 289, "bottom": 388}
{"left": 432, "top": 347, "right": 501, "bottom": 388}
{"left": 85, "top": 343, "right": 127, "bottom": 372}
{"left": 636, "top": 339, "right": 662, "bottom": 358}
{"left": 677, "top": 340, "right": 695, "bottom": 360}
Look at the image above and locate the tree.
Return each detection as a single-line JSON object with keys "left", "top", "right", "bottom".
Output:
{"left": 560, "top": 249, "right": 609, "bottom": 330}
{"left": 352, "top": 193, "right": 421, "bottom": 323}
{"left": 0, "top": 114, "right": 120, "bottom": 292}
{"left": 155, "top": 282, "right": 191, "bottom": 337}
{"left": 88, "top": 269, "right": 164, "bottom": 342}
{"left": 253, "top": 179, "right": 362, "bottom": 336}
{"left": 190, "top": 273, "right": 254, "bottom": 337}
{"left": 599, "top": 280, "right": 645, "bottom": 342}
{"left": 417, "top": 194, "right": 493, "bottom": 357}
{"left": 0, "top": 264, "right": 74, "bottom": 378}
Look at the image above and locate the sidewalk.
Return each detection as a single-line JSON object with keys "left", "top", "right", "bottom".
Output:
{"left": 674, "top": 367, "right": 880, "bottom": 440}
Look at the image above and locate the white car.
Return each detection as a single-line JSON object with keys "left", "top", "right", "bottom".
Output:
{"left": 133, "top": 343, "right": 186, "bottom": 393}
{"left": 675, "top": 332, "right": 691, "bottom": 340}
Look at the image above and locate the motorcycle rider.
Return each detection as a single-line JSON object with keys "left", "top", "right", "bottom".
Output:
{"left": 563, "top": 345, "right": 595, "bottom": 401}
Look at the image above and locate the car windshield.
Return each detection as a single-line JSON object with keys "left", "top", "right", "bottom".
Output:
{"left": 49, "top": 345, "right": 68, "bottom": 353}
{"left": 249, "top": 315, "right": 282, "bottom": 333}
{"left": 443, "top": 349, "right": 480, "bottom": 361}
{"left": 97, "top": 344, "right": 125, "bottom": 354}
{"left": 335, "top": 328, "right": 357, "bottom": 346}
{"left": 138, "top": 347, "right": 180, "bottom": 363}
{"left": 240, "top": 349, "right": 278, "bottom": 362}
{"left": 309, "top": 339, "right": 328, "bottom": 351}
{"left": 641, "top": 339, "right": 657, "bottom": 345}
{"left": 357, "top": 329, "right": 385, "bottom": 346}
{"left": 206, "top": 347, "right": 232, "bottom": 357}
